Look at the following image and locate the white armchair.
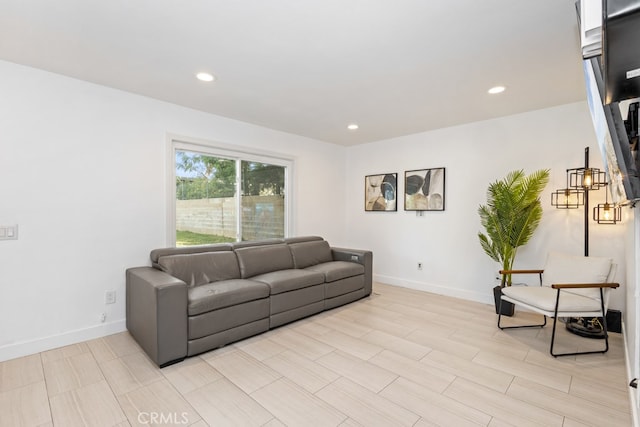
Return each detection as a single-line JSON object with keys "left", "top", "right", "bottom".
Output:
{"left": 497, "top": 252, "right": 619, "bottom": 357}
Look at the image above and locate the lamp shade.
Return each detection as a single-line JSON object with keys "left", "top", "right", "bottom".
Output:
{"left": 593, "top": 202, "right": 622, "bottom": 224}
{"left": 569, "top": 167, "right": 607, "bottom": 190}
{"left": 551, "top": 188, "right": 585, "bottom": 209}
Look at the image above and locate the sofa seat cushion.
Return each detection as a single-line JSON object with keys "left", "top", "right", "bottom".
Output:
{"left": 188, "top": 279, "right": 270, "bottom": 316}
{"left": 252, "top": 269, "right": 324, "bottom": 295}
{"left": 502, "top": 286, "right": 601, "bottom": 313}
{"left": 157, "top": 251, "right": 241, "bottom": 287}
{"left": 306, "top": 261, "right": 364, "bottom": 283}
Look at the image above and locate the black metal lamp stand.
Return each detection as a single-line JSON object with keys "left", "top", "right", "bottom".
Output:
{"left": 565, "top": 147, "right": 607, "bottom": 338}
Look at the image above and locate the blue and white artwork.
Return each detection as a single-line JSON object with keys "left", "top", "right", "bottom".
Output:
{"left": 365, "top": 173, "right": 397, "bottom": 211}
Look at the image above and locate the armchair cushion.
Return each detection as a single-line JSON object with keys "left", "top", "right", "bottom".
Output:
{"left": 501, "top": 286, "right": 601, "bottom": 312}
{"left": 541, "top": 252, "right": 613, "bottom": 299}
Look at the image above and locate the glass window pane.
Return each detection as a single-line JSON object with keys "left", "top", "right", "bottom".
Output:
{"left": 175, "top": 151, "right": 237, "bottom": 246}
{"left": 240, "top": 161, "right": 285, "bottom": 241}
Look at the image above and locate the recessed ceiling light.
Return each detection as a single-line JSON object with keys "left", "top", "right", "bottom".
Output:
{"left": 488, "top": 86, "right": 506, "bottom": 94}
{"left": 347, "top": 123, "right": 359, "bottom": 131}
{"left": 196, "top": 72, "right": 215, "bottom": 82}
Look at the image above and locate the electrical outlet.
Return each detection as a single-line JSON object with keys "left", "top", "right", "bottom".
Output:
{"left": 100, "top": 313, "right": 106, "bottom": 322}
{"left": 417, "top": 262, "right": 423, "bottom": 270}
{"left": 105, "top": 290, "right": 116, "bottom": 304}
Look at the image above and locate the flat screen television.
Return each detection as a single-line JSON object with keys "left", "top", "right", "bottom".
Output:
{"left": 602, "top": 0, "right": 640, "bottom": 104}
{"left": 583, "top": 55, "right": 640, "bottom": 205}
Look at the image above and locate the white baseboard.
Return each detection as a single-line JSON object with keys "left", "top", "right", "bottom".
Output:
{"left": 0, "top": 319, "right": 127, "bottom": 363}
{"left": 374, "top": 274, "right": 495, "bottom": 306}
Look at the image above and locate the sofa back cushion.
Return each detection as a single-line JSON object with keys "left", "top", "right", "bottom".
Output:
{"left": 150, "top": 244, "right": 232, "bottom": 265}
{"left": 157, "top": 251, "right": 240, "bottom": 287}
{"left": 235, "top": 244, "right": 294, "bottom": 278}
{"left": 284, "top": 236, "right": 324, "bottom": 244}
{"left": 232, "top": 238, "right": 284, "bottom": 249}
{"left": 289, "top": 240, "right": 333, "bottom": 269}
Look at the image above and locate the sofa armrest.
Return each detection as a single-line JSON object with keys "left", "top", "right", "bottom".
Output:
{"left": 126, "top": 267, "right": 188, "bottom": 367}
{"left": 331, "top": 248, "right": 373, "bottom": 296}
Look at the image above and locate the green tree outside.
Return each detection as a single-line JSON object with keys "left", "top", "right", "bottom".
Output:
{"left": 176, "top": 152, "right": 285, "bottom": 200}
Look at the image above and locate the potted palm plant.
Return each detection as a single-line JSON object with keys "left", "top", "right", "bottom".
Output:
{"left": 478, "top": 169, "right": 550, "bottom": 315}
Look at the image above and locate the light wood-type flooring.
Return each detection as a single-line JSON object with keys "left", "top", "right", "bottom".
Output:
{"left": 0, "top": 283, "right": 633, "bottom": 426}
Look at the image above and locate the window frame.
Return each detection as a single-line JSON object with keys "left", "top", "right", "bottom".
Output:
{"left": 166, "top": 135, "right": 294, "bottom": 246}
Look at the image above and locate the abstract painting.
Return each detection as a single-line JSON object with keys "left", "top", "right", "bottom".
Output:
{"left": 404, "top": 167, "right": 445, "bottom": 211}
{"left": 365, "top": 173, "right": 397, "bottom": 211}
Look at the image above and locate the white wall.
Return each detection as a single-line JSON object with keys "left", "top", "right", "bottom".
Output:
{"left": 0, "top": 60, "right": 347, "bottom": 361}
{"left": 0, "top": 58, "right": 631, "bottom": 364}
{"left": 345, "top": 102, "right": 628, "bottom": 312}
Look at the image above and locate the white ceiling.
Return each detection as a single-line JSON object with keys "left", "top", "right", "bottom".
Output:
{"left": 0, "top": 0, "right": 585, "bottom": 146}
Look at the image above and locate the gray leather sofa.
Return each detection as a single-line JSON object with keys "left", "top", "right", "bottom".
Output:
{"left": 126, "top": 236, "right": 372, "bottom": 367}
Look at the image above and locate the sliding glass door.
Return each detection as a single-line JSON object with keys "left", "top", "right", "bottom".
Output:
{"left": 172, "top": 144, "right": 289, "bottom": 246}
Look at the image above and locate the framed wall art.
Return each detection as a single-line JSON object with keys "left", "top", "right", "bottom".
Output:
{"left": 404, "top": 167, "right": 445, "bottom": 211}
{"left": 364, "top": 173, "right": 397, "bottom": 211}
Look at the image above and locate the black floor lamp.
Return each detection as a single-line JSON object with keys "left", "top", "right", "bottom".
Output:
{"left": 550, "top": 146, "right": 619, "bottom": 337}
